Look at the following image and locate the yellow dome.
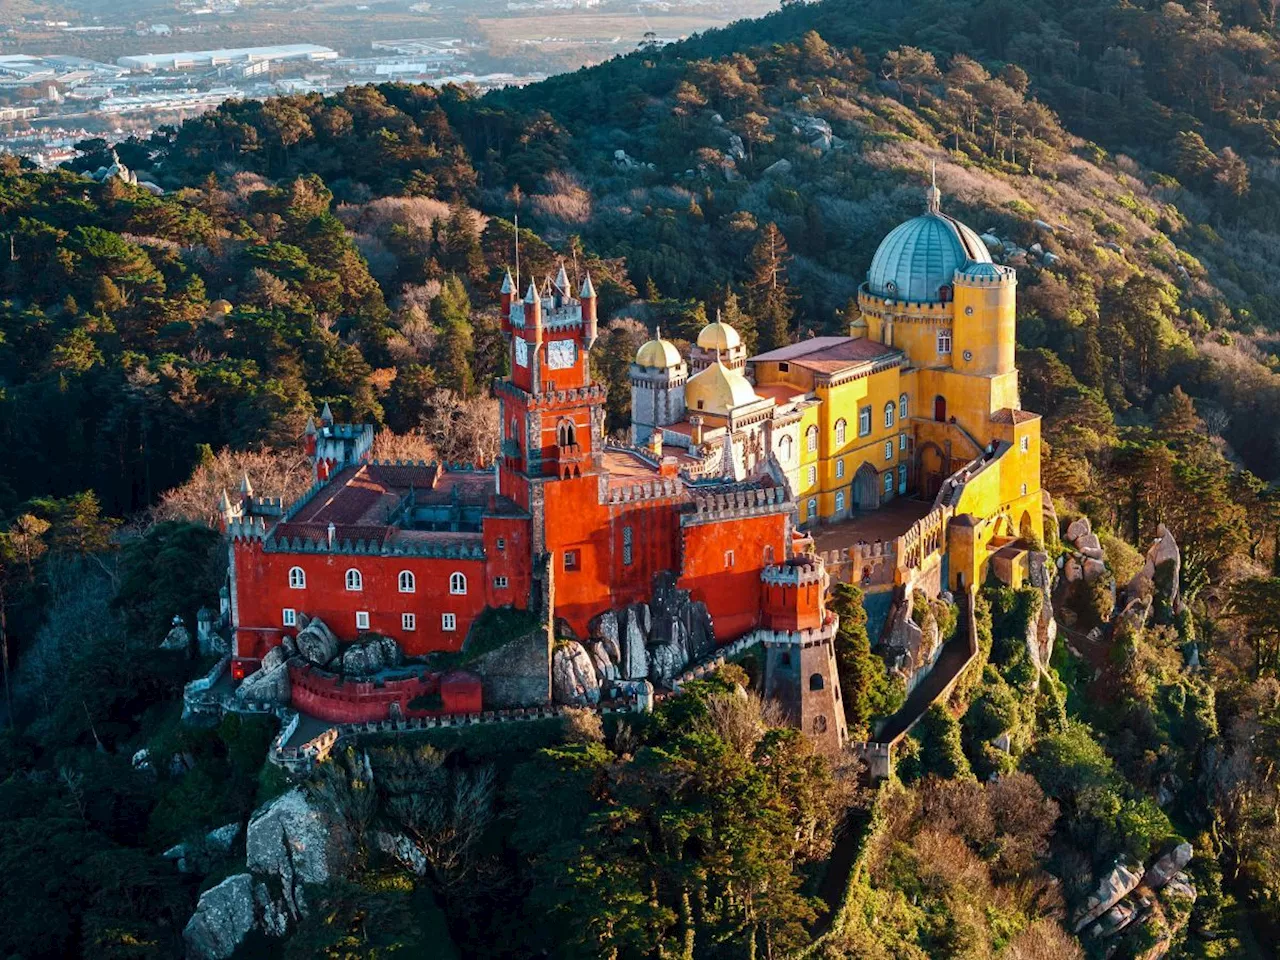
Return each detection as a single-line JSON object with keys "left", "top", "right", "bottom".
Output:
{"left": 635, "top": 334, "right": 683, "bottom": 370}
{"left": 685, "top": 360, "right": 758, "bottom": 417}
{"left": 696, "top": 319, "right": 742, "bottom": 352}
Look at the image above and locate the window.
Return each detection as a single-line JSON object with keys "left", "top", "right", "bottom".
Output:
{"left": 937, "top": 330, "right": 953, "bottom": 354}
{"left": 884, "top": 440, "right": 893, "bottom": 461}
{"left": 807, "top": 465, "right": 817, "bottom": 487}
{"left": 858, "top": 406, "right": 872, "bottom": 436}
{"left": 345, "top": 568, "right": 362, "bottom": 591}
{"left": 557, "top": 419, "right": 576, "bottom": 447}
{"left": 449, "top": 572, "right": 467, "bottom": 595}
{"left": 780, "top": 650, "right": 792, "bottom": 666}
{"left": 884, "top": 402, "right": 895, "bottom": 429}
{"left": 282, "top": 608, "right": 297, "bottom": 627}
{"left": 812, "top": 715, "right": 828, "bottom": 734}
{"left": 834, "top": 418, "right": 847, "bottom": 445}
{"left": 1022, "top": 483, "right": 1029, "bottom": 496}
{"left": 899, "top": 393, "right": 908, "bottom": 420}
{"left": 807, "top": 498, "right": 818, "bottom": 519}
{"left": 622, "top": 526, "right": 633, "bottom": 566}
{"left": 778, "top": 435, "right": 794, "bottom": 463}
{"left": 1020, "top": 435, "right": 1030, "bottom": 453}
{"left": 898, "top": 463, "right": 907, "bottom": 493}
{"left": 442, "top": 613, "right": 457, "bottom": 632}
{"left": 496, "top": 538, "right": 506, "bottom": 551}
{"left": 356, "top": 611, "right": 370, "bottom": 630}
{"left": 493, "top": 576, "right": 509, "bottom": 589}
{"left": 806, "top": 425, "right": 818, "bottom": 452}
{"left": 779, "top": 361, "right": 790, "bottom": 373}
{"left": 564, "top": 550, "right": 579, "bottom": 570}
{"left": 835, "top": 459, "right": 845, "bottom": 479}
{"left": 809, "top": 673, "right": 825, "bottom": 691}
{"left": 398, "top": 570, "right": 416, "bottom": 593}
{"left": 835, "top": 490, "right": 845, "bottom": 513}
{"left": 724, "top": 550, "right": 735, "bottom": 568}
{"left": 402, "top": 613, "right": 417, "bottom": 631}
{"left": 288, "top": 566, "right": 306, "bottom": 589}
{"left": 883, "top": 472, "right": 894, "bottom": 495}
{"left": 900, "top": 432, "right": 908, "bottom": 451}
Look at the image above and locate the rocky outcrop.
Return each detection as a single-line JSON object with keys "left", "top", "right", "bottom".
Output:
{"left": 374, "top": 830, "right": 428, "bottom": 877}
{"left": 1142, "top": 842, "right": 1193, "bottom": 890}
{"left": 1074, "top": 858, "right": 1144, "bottom": 932}
{"left": 468, "top": 621, "right": 553, "bottom": 708}
{"left": 183, "top": 874, "right": 257, "bottom": 960}
{"left": 551, "top": 641, "right": 600, "bottom": 705}
{"left": 339, "top": 634, "right": 401, "bottom": 676}
{"left": 1129, "top": 523, "right": 1182, "bottom": 616}
{"left": 235, "top": 657, "right": 291, "bottom": 705}
{"left": 1027, "top": 551, "right": 1056, "bottom": 669}
{"left": 161, "top": 621, "right": 192, "bottom": 653}
{"left": 245, "top": 787, "right": 351, "bottom": 917}
{"left": 294, "top": 616, "right": 339, "bottom": 667}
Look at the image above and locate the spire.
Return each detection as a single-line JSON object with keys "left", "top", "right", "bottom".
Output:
{"left": 304, "top": 416, "right": 317, "bottom": 437}
{"left": 524, "top": 280, "right": 539, "bottom": 304}
{"left": 554, "top": 261, "right": 570, "bottom": 293}
{"left": 925, "top": 159, "right": 941, "bottom": 214}
{"left": 320, "top": 401, "right": 334, "bottom": 425}
{"left": 656, "top": 324, "right": 663, "bottom": 340}
{"left": 239, "top": 472, "right": 254, "bottom": 497}
{"left": 219, "top": 488, "right": 232, "bottom": 512}
{"left": 500, "top": 268, "right": 514, "bottom": 294}
{"left": 579, "top": 272, "right": 596, "bottom": 299}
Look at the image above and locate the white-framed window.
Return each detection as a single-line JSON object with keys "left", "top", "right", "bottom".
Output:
{"left": 884, "top": 402, "right": 895, "bottom": 429}
{"left": 442, "top": 613, "right": 457, "bottom": 632}
{"left": 449, "top": 572, "right": 467, "bottom": 595}
{"left": 402, "top": 613, "right": 416, "bottom": 631}
{"left": 493, "top": 576, "right": 509, "bottom": 589}
{"left": 806, "top": 425, "right": 818, "bottom": 452}
{"left": 884, "top": 440, "right": 893, "bottom": 461}
{"left": 724, "top": 550, "right": 735, "bottom": 568}
{"left": 899, "top": 393, "right": 908, "bottom": 420}
{"left": 807, "top": 497, "right": 818, "bottom": 519}
{"left": 345, "top": 568, "right": 363, "bottom": 591}
{"left": 778, "top": 434, "right": 794, "bottom": 463}
{"left": 900, "top": 432, "right": 908, "bottom": 451}
{"left": 282, "top": 608, "right": 297, "bottom": 627}
{"left": 858, "top": 406, "right": 872, "bottom": 436}
{"left": 288, "top": 566, "right": 306, "bottom": 589}
{"left": 807, "top": 465, "right": 817, "bottom": 487}
{"left": 883, "top": 472, "right": 894, "bottom": 494}
{"left": 835, "top": 459, "right": 845, "bottom": 479}
{"left": 1022, "top": 483, "right": 1029, "bottom": 496}
{"left": 398, "top": 570, "right": 416, "bottom": 593}
{"left": 496, "top": 538, "right": 506, "bottom": 550}
{"left": 622, "top": 526, "right": 633, "bottom": 566}
{"left": 834, "top": 419, "right": 847, "bottom": 445}
{"left": 564, "top": 550, "right": 579, "bottom": 570}
{"left": 937, "top": 330, "right": 953, "bottom": 354}
{"left": 356, "top": 611, "right": 370, "bottom": 630}
{"left": 1020, "top": 435, "right": 1030, "bottom": 452}
{"left": 898, "top": 463, "right": 907, "bottom": 493}
{"left": 835, "top": 491, "right": 845, "bottom": 513}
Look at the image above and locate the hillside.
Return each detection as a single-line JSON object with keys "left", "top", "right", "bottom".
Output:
{"left": 2, "top": 1, "right": 1280, "bottom": 957}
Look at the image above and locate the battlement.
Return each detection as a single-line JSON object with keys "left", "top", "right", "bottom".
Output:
{"left": 605, "top": 476, "right": 683, "bottom": 505}
{"left": 509, "top": 300, "right": 583, "bottom": 330}
{"left": 228, "top": 516, "right": 269, "bottom": 541}
{"left": 260, "top": 533, "right": 485, "bottom": 559}
{"left": 953, "top": 264, "right": 1016, "bottom": 287}
{"left": 858, "top": 284, "right": 954, "bottom": 317}
{"left": 682, "top": 484, "right": 789, "bottom": 524}
{"left": 761, "top": 559, "right": 826, "bottom": 587}
{"left": 756, "top": 613, "right": 839, "bottom": 648}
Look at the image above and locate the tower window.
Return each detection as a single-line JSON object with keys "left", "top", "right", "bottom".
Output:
{"left": 1021, "top": 435, "right": 1030, "bottom": 453}
{"left": 883, "top": 472, "right": 894, "bottom": 495}
{"left": 345, "top": 568, "right": 363, "bottom": 591}
{"left": 858, "top": 406, "right": 871, "bottom": 436}
{"left": 402, "top": 613, "right": 417, "bottom": 631}
{"left": 899, "top": 393, "right": 908, "bottom": 420}
{"left": 356, "top": 611, "right": 370, "bottom": 630}
{"left": 494, "top": 576, "right": 509, "bottom": 589}
{"left": 778, "top": 435, "right": 794, "bottom": 463}
{"left": 449, "top": 572, "right": 467, "bottom": 595}
{"left": 937, "top": 330, "right": 953, "bottom": 354}
{"left": 724, "top": 550, "right": 735, "bottom": 568}
{"left": 836, "top": 459, "right": 845, "bottom": 479}
{"left": 778, "top": 362, "right": 790, "bottom": 372}
{"left": 288, "top": 566, "right": 306, "bottom": 589}
{"left": 834, "top": 419, "right": 847, "bottom": 445}
{"left": 564, "top": 550, "right": 579, "bottom": 570}
{"left": 442, "top": 613, "right": 457, "bottom": 632}
{"left": 809, "top": 673, "right": 825, "bottom": 691}
{"left": 807, "top": 498, "right": 818, "bottom": 519}
{"left": 398, "top": 570, "right": 416, "bottom": 593}
{"left": 900, "top": 432, "right": 908, "bottom": 451}
{"left": 282, "top": 608, "right": 297, "bottom": 627}
{"left": 807, "top": 465, "right": 817, "bottom": 487}
{"left": 806, "top": 425, "right": 818, "bottom": 452}
{"left": 884, "top": 440, "right": 893, "bottom": 461}
{"left": 884, "top": 402, "right": 895, "bottom": 429}
{"left": 835, "top": 490, "right": 845, "bottom": 513}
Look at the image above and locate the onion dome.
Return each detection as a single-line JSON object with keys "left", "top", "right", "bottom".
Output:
{"left": 696, "top": 318, "right": 742, "bottom": 353}
{"left": 635, "top": 327, "right": 683, "bottom": 370}
{"left": 685, "top": 360, "right": 758, "bottom": 417}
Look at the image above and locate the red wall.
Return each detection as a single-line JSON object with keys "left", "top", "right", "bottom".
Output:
{"left": 288, "top": 663, "right": 483, "bottom": 723}
{"left": 233, "top": 517, "right": 532, "bottom": 661}
{"left": 678, "top": 513, "right": 788, "bottom": 640}
{"left": 762, "top": 579, "right": 823, "bottom": 631}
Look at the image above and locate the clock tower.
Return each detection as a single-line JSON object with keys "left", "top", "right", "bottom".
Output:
{"left": 496, "top": 265, "right": 603, "bottom": 551}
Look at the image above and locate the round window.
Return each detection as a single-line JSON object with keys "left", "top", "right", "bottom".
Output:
{"left": 963, "top": 350, "right": 974, "bottom": 361}
{"left": 964, "top": 305, "right": 974, "bottom": 316}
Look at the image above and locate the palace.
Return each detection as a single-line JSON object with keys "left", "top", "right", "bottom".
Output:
{"left": 221, "top": 184, "right": 1045, "bottom": 742}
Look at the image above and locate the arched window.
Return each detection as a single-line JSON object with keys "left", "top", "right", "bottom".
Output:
{"left": 884, "top": 402, "right": 895, "bottom": 429}
{"left": 510, "top": 417, "right": 519, "bottom": 440}
{"left": 884, "top": 440, "right": 893, "bottom": 461}
{"left": 835, "top": 490, "right": 846, "bottom": 513}
{"left": 778, "top": 435, "right": 794, "bottom": 463}
{"left": 449, "top": 572, "right": 467, "bottom": 595}
{"left": 805, "top": 425, "right": 818, "bottom": 452}
{"left": 809, "top": 673, "right": 825, "bottom": 691}
{"left": 836, "top": 459, "right": 845, "bottom": 479}
{"left": 834, "top": 418, "right": 847, "bottom": 445}
{"left": 345, "top": 568, "right": 362, "bottom": 591}
{"left": 937, "top": 330, "right": 952, "bottom": 354}
{"left": 398, "top": 570, "right": 415, "bottom": 593}
{"left": 807, "top": 497, "right": 818, "bottom": 519}
{"left": 934, "top": 395, "right": 947, "bottom": 422}
{"left": 898, "top": 462, "right": 907, "bottom": 493}
{"left": 557, "top": 420, "right": 576, "bottom": 447}
{"left": 288, "top": 566, "right": 306, "bottom": 589}
{"left": 899, "top": 393, "right": 909, "bottom": 420}
{"left": 883, "top": 472, "right": 894, "bottom": 495}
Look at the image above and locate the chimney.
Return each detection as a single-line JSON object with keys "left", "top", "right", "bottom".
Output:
{"left": 690, "top": 415, "right": 704, "bottom": 446}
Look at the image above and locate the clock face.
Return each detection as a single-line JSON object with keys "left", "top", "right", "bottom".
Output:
{"left": 546, "top": 339, "right": 577, "bottom": 370}
{"left": 514, "top": 337, "right": 529, "bottom": 367}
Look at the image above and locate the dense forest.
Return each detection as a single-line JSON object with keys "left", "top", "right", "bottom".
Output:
{"left": 7, "top": 0, "right": 1280, "bottom": 956}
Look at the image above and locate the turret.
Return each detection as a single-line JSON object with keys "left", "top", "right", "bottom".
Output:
{"left": 239, "top": 472, "right": 254, "bottom": 502}
{"left": 320, "top": 401, "right": 334, "bottom": 426}
{"left": 525, "top": 281, "right": 543, "bottom": 348}
{"left": 500, "top": 268, "right": 515, "bottom": 329}
{"left": 303, "top": 417, "right": 317, "bottom": 457}
{"left": 554, "top": 262, "right": 570, "bottom": 299}
{"left": 580, "top": 273, "right": 598, "bottom": 347}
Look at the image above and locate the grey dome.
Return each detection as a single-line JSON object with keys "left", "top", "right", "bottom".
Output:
{"left": 867, "top": 211, "right": 992, "bottom": 303}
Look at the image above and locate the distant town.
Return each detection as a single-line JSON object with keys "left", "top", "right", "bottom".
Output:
{"left": 0, "top": 0, "right": 777, "bottom": 165}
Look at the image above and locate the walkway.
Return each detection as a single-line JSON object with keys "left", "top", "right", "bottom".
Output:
{"left": 811, "top": 498, "right": 933, "bottom": 555}
{"left": 873, "top": 631, "right": 972, "bottom": 744}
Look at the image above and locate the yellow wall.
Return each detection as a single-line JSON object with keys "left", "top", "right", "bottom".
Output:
{"left": 811, "top": 366, "right": 904, "bottom": 520}
{"left": 952, "top": 276, "right": 1016, "bottom": 378}
{"left": 796, "top": 403, "right": 822, "bottom": 524}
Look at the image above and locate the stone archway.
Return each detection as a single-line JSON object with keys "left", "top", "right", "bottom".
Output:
{"left": 1019, "top": 510, "right": 1034, "bottom": 540}
{"left": 852, "top": 462, "right": 880, "bottom": 511}
{"left": 916, "top": 441, "right": 946, "bottom": 500}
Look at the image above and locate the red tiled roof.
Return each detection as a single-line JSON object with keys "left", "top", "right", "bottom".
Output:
{"left": 750, "top": 336, "right": 900, "bottom": 375}
{"left": 990, "top": 408, "right": 1040, "bottom": 424}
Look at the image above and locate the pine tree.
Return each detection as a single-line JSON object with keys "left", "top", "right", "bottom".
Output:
{"left": 718, "top": 286, "right": 757, "bottom": 355}
{"left": 746, "top": 223, "right": 794, "bottom": 352}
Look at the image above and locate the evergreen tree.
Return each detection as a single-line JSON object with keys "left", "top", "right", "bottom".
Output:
{"left": 747, "top": 223, "right": 795, "bottom": 352}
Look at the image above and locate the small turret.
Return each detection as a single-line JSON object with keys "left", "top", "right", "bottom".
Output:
{"left": 554, "top": 261, "right": 570, "bottom": 297}
{"left": 320, "top": 401, "right": 334, "bottom": 426}
{"left": 239, "top": 472, "right": 254, "bottom": 500}
{"left": 580, "top": 272, "right": 598, "bottom": 347}
{"left": 303, "top": 417, "right": 318, "bottom": 456}
{"left": 525, "top": 280, "right": 543, "bottom": 347}
{"left": 500, "top": 268, "right": 515, "bottom": 325}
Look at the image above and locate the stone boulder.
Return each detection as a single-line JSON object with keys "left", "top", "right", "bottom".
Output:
{"left": 235, "top": 659, "right": 290, "bottom": 705}
{"left": 246, "top": 787, "right": 351, "bottom": 917}
{"left": 1082, "top": 557, "right": 1107, "bottom": 582}
{"left": 1066, "top": 516, "right": 1092, "bottom": 544}
{"left": 377, "top": 635, "right": 402, "bottom": 668}
{"left": 650, "top": 641, "right": 684, "bottom": 685}
{"left": 589, "top": 641, "right": 619, "bottom": 684}
{"left": 1129, "top": 523, "right": 1182, "bottom": 614}
{"left": 374, "top": 830, "right": 428, "bottom": 877}
{"left": 551, "top": 641, "right": 600, "bottom": 705}
{"left": 621, "top": 607, "right": 649, "bottom": 680}
{"left": 295, "top": 616, "right": 339, "bottom": 666}
{"left": 763, "top": 158, "right": 793, "bottom": 177}
{"left": 183, "top": 874, "right": 256, "bottom": 960}
{"left": 206, "top": 821, "right": 241, "bottom": 854}
{"left": 1142, "top": 842, "right": 1193, "bottom": 890}
{"left": 161, "top": 623, "right": 192, "bottom": 653}
{"left": 1073, "top": 859, "right": 1144, "bottom": 932}
{"left": 255, "top": 882, "right": 290, "bottom": 938}
{"left": 1064, "top": 556, "right": 1083, "bottom": 582}
{"left": 1077, "top": 532, "right": 1105, "bottom": 560}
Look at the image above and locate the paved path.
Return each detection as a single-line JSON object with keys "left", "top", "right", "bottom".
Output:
{"left": 874, "top": 630, "right": 973, "bottom": 745}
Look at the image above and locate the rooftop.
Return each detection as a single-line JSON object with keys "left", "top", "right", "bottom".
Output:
{"left": 750, "top": 336, "right": 901, "bottom": 376}
{"left": 810, "top": 498, "right": 934, "bottom": 555}
{"left": 990, "top": 408, "right": 1040, "bottom": 424}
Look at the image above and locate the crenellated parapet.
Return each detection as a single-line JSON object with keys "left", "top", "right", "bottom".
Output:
{"left": 606, "top": 477, "right": 683, "bottom": 505}
{"left": 260, "top": 534, "right": 485, "bottom": 559}
{"left": 681, "top": 484, "right": 790, "bottom": 525}
{"left": 227, "top": 516, "right": 269, "bottom": 541}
